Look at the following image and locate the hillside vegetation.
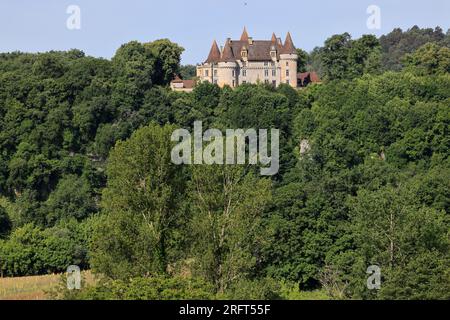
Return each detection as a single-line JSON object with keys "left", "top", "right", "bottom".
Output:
{"left": 0, "top": 28, "right": 449, "bottom": 300}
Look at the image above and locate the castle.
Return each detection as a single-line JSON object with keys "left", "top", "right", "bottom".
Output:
{"left": 196, "top": 28, "right": 298, "bottom": 88}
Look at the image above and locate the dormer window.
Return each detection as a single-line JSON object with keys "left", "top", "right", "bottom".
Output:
{"left": 270, "top": 46, "right": 277, "bottom": 59}
{"left": 241, "top": 46, "right": 248, "bottom": 59}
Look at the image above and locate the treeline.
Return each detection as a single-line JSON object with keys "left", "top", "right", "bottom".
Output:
{"left": 299, "top": 25, "right": 450, "bottom": 80}
{"left": 175, "top": 26, "right": 450, "bottom": 80}
{"left": 0, "top": 27, "right": 449, "bottom": 299}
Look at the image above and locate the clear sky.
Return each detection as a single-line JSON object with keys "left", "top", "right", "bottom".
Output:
{"left": 0, "top": 0, "right": 449, "bottom": 65}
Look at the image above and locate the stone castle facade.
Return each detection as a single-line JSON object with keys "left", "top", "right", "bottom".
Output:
{"left": 196, "top": 28, "right": 298, "bottom": 88}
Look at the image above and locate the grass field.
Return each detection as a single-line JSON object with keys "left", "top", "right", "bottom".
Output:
{"left": 0, "top": 273, "right": 329, "bottom": 300}
{"left": 0, "top": 272, "right": 95, "bottom": 300}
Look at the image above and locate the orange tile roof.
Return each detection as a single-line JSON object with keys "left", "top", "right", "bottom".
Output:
{"left": 298, "top": 72, "right": 321, "bottom": 86}
{"left": 205, "top": 40, "right": 221, "bottom": 63}
{"left": 203, "top": 29, "right": 296, "bottom": 63}
{"left": 240, "top": 27, "right": 249, "bottom": 41}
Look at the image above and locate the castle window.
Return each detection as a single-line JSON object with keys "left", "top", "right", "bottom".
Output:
{"left": 272, "top": 70, "right": 276, "bottom": 76}
{"left": 271, "top": 61, "right": 275, "bottom": 66}
{"left": 242, "top": 80, "right": 247, "bottom": 84}
{"left": 232, "top": 80, "right": 235, "bottom": 87}
{"left": 243, "top": 70, "right": 247, "bottom": 77}
{"left": 271, "top": 52, "right": 276, "bottom": 58}
{"left": 205, "top": 70, "right": 209, "bottom": 77}
{"left": 214, "top": 69, "right": 218, "bottom": 76}
{"left": 264, "top": 62, "right": 268, "bottom": 66}
{"left": 286, "top": 70, "right": 290, "bottom": 76}
{"left": 286, "top": 62, "right": 289, "bottom": 66}
{"left": 272, "top": 80, "right": 276, "bottom": 86}
{"left": 232, "top": 70, "right": 235, "bottom": 77}
{"left": 265, "top": 70, "right": 269, "bottom": 77}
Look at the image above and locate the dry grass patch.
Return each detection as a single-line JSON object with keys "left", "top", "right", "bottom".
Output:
{"left": 0, "top": 271, "right": 95, "bottom": 300}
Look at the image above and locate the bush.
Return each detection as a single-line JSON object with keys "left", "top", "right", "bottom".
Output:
{"left": 62, "top": 275, "right": 214, "bottom": 300}
{"left": 0, "top": 220, "right": 89, "bottom": 276}
{"left": 219, "top": 278, "right": 282, "bottom": 300}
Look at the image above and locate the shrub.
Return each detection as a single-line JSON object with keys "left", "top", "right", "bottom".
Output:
{"left": 219, "top": 278, "right": 282, "bottom": 300}
{"left": 62, "top": 275, "right": 214, "bottom": 300}
{"left": 0, "top": 220, "right": 89, "bottom": 276}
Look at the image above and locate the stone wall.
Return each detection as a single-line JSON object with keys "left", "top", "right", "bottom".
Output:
{"left": 197, "top": 55, "right": 298, "bottom": 88}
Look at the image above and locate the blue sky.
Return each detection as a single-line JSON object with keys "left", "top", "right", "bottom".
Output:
{"left": 0, "top": 0, "right": 448, "bottom": 64}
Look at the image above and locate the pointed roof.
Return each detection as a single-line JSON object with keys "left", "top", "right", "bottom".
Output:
{"left": 240, "top": 27, "right": 249, "bottom": 41}
{"left": 282, "top": 32, "right": 296, "bottom": 54}
{"left": 205, "top": 40, "right": 221, "bottom": 63}
{"left": 271, "top": 32, "right": 277, "bottom": 43}
{"left": 172, "top": 74, "right": 183, "bottom": 82}
{"left": 202, "top": 30, "right": 297, "bottom": 64}
{"left": 220, "top": 39, "right": 235, "bottom": 62}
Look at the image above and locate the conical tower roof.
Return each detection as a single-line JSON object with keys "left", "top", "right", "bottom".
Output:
{"left": 240, "top": 27, "right": 249, "bottom": 41}
{"left": 282, "top": 32, "right": 296, "bottom": 54}
{"left": 205, "top": 40, "right": 221, "bottom": 63}
{"left": 220, "top": 39, "right": 235, "bottom": 62}
{"left": 271, "top": 32, "right": 277, "bottom": 43}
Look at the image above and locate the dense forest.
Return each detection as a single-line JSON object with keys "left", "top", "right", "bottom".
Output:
{"left": 0, "top": 26, "right": 449, "bottom": 300}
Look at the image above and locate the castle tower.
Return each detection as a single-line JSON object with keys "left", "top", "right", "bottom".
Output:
{"left": 197, "top": 40, "right": 221, "bottom": 83}
{"left": 217, "top": 38, "right": 238, "bottom": 87}
{"left": 279, "top": 32, "right": 298, "bottom": 87}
